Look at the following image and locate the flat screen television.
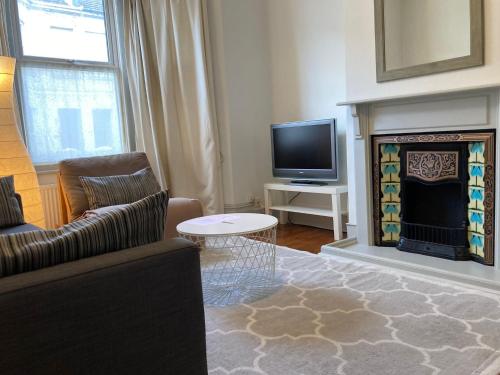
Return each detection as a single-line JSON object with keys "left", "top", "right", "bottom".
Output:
{"left": 271, "top": 119, "right": 338, "bottom": 183}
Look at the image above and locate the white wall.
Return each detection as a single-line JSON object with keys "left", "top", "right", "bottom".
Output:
{"left": 345, "top": 0, "right": 500, "bottom": 102}
{"left": 208, "top": 0, "right": 273, "bottom": 208}
{"left": 267, "top": 0, "right": 347, "bottom": 228}
{"left": 210, "top": 0, "right": 348, "bottom": 222}
{"left": 268, "top": 0, "right": 347, "bottom": 146}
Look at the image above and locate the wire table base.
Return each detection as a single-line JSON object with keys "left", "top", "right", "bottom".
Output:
{"left": 182, "top": 226, "right": 277, "bottom": 306}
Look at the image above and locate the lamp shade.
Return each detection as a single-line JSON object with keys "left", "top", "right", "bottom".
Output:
{"left": 0, "top": 56, "right": 45, "bottom": 228}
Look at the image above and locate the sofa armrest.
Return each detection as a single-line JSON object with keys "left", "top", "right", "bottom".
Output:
{"left": 165, "top": 198, "right": 203, "bottom": 238}
{"left": 0, "top": 239, "right": 207, "bottom": 375}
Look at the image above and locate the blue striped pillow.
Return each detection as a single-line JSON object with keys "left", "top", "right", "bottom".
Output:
{"left": 80, "top": 167, "right": 161, "bottom": 209}
{"left": 0, "top": 191, "right": 168, "bottom": 277}
{"left": 0, "top": 176, "right": 24, "bottom": 228}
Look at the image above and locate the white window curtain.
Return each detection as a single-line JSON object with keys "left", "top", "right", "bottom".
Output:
{"left": 122, "top": 0, "right": 224, "bottom": 214}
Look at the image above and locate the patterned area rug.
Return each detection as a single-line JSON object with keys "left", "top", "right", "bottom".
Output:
{"left": 205, "top": 246, "right": 500, "bottom": 375}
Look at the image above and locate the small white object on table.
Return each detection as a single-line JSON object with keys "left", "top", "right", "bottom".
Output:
{"left": 177, "top": 213, "right": 278, "bottom": 306}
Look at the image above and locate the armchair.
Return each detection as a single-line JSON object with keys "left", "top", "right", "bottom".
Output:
{"left": 57, "top": 152, "right": 203, "bottom": 238}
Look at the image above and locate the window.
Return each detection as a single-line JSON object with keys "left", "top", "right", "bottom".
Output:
{"left": 8, "top": 0, "right": 126, "bottom": 164}
{"left": 92, "top": 108, "right": 113, "bottom": 149}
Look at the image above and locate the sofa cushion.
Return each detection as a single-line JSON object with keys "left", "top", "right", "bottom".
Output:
{"left": 0, "top": 224, "right": 40, "bottom": 235}
{"left": 82, "top": 197, "right": 204, "bottom": 239}
{"left": 58, "top": 152, "right": 151, "bottom": 221}
{"left": 0, "top": 191, "right": 168, "bottom": 278}
{"left": 80, "top": 167, "right": 161, "bottom": 209}
{"left": 0, "top": 176, "right": 25, "bottom": 228}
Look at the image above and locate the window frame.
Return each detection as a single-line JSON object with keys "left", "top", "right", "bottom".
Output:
{"left": 5, "top": 0, "right": 130, "bottom": 170}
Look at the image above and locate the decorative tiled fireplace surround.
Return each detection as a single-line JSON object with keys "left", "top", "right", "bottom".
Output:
{"left": 372, "top": 131, "right": 495, "bottom": 265}
{"left": 325, "top": 89, "right": 500, "bottom": 283}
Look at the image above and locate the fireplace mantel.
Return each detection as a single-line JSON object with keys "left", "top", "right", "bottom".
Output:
{"left": 323, "top": 86, "right": 500, "bottom": 288}
{"left": 337, "top": 82, "right": 500, "bottom": 107}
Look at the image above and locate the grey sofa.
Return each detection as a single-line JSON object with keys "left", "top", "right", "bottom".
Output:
{"left": 0, "top": 239, "right": 208, "bottom": 375}
{"left": 0, "top": 154, "right": 208, "bottom": 374}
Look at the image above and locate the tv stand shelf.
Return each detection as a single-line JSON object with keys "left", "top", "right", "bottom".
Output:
{"left": 264, "top": 182, "right": 348, "bottom": 241}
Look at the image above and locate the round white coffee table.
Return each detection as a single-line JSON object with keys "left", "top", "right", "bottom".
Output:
{"left": 177, "top": 213, "right": 278, "bottom": 306}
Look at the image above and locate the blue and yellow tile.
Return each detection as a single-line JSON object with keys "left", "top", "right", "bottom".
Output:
{"left": 382, "top": 222, "right": 400, "bottom": 242}
{"left": 469, "top": 163, "right": 485, "bottom": 187}
{"left": 380, "top": 143, "right": 400, "bottom": 163}
{"left": 468, "top": 209, "right": 484, "bottom": 235}
{"left": 381, "top": 203, "right": 400, "bottom": 222}
{"left": 468, "top": 187, "right": 485, "bottom": 211}
{"left": 469, "top": 142, "right": 485, "bottom": 164}
{"left": 381, "top": 162, "right": 400, "bottom": 182}
{"left": 468, "top": 232, "right": 485, "bottom": 257}
{"left": 467, "top": 141, "right": 486, "bottom": 259}
{"left": 380, "top": 143, "right": 401, "bottom": 242}
{"left": 381, "top": 183, "right": 401, "bottom": 203}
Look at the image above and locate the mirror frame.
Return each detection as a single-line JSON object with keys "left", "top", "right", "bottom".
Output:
{"left": 374, "top": 0, "right": 484, "bottom": 82}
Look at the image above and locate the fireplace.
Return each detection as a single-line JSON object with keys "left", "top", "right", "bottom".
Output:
{"left": 372, "top": 131, "right": 496, "bottom": 266}
{"left": 397, "top": 143, "right": 470, "bottom": 260}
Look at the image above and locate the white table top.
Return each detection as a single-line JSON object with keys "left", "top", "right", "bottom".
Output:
{"left": 176, "top": 213, "right": 278, "bottom": 236}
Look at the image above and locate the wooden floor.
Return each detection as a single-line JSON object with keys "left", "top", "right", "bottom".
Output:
{"left": 276, "top": 223, "right": 334, "bottom": 254}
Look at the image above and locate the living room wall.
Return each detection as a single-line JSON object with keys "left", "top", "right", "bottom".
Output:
{"left": 267, "top": 0, "right": 348, "bottom": 227}
{"left": 345, "top": 0, "right": 500, "bottom": 102}
{"left": 207, "top": 0, "right": 274, "bottom": 210}
{"left": 210, "top": 0, "right": 348, "bottom": 219}
{"left": 268, "top": 0, "right": 346, "bottom": 179}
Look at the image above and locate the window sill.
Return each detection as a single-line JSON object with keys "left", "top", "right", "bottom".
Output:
{"left": 35, "top": 164, "right": 59, "bottom": 175}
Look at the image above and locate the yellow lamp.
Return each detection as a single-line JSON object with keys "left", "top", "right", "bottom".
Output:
{"left": 0, "top": 56, "right": 45, "bottom": 228}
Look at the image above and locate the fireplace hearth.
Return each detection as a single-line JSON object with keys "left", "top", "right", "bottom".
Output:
{"left": 397, "top": 143, "right": 470, "bottom": 260}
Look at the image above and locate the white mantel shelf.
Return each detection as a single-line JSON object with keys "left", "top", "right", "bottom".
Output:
{"left": 337, "top": 82, "right": 500, "bottom": 106}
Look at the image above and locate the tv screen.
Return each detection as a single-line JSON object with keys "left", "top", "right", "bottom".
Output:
{"left": 271, "top": 119, "right": 337, "bottom": 180}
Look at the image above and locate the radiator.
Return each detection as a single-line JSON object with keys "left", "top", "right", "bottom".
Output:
{"left": 40, "top": 184, "right": 62, "bottom": 229}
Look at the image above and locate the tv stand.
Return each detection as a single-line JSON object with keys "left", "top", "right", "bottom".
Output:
{"left": 289, "top": 180, "right": 328, "bottom": 186}
{"left": 264, "top": 182, "right": 348, "bottom": 241}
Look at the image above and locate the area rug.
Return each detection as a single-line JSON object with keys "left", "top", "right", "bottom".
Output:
{"left": 204, "top": 246, "right": 500, "bottom": 375}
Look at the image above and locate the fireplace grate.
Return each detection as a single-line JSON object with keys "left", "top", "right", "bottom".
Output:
{"left": 401, "top": 221, "right": 466, "bottom": 247}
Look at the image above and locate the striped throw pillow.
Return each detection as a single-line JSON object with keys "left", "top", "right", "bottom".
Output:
{"left": 80, "top": 167, "right": 161, "bottom": 209}
{"left": 0, "top": 176, "right": 24, "bottom": 228}
{"left": 0, "top": 190, "right": 168, "bottom": 278}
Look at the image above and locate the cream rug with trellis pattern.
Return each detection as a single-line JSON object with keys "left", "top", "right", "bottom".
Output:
{"left": 205, "top": 246, "right": 500, "bottom": 375}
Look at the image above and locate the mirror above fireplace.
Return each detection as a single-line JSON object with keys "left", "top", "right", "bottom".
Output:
{"left": 374, "top": 0, "right": 484, "bottom": 82}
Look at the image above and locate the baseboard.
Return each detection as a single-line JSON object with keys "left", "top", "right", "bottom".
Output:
{"left": 224, "top": 202, "right": 264, "bottom": 214}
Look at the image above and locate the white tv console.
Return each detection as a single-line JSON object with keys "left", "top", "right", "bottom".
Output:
{"left": 264, "top": 182, "right": 348, "bottom": 241}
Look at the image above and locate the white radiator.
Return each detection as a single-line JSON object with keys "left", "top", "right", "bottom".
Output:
{"left": 40, "top": 184, "right": 62, "bottom": 229}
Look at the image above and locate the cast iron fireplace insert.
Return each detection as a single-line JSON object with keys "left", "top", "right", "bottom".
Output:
{"left": 397, "top": 143, "right": 470, "bottom": 260}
